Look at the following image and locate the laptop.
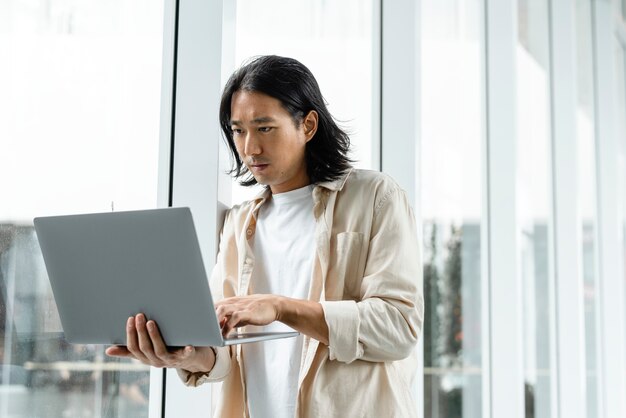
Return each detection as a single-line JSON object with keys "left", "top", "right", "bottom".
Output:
{"left": 33, "top": 207, "right": 299, "bottom": 347}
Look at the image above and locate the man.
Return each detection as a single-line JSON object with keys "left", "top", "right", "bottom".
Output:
{"left": 107, "top": 55, "right": 423, "bottom": 417}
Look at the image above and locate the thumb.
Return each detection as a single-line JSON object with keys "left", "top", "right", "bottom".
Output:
{"left": 106, "top": 345, "right": 131, "bottom": 357}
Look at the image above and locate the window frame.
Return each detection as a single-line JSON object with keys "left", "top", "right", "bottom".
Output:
{"left": 153, "top": 0, "right": 232, "bottom": 416}
{"left": 592, "top": 1, "right": 626, "bottom": 417}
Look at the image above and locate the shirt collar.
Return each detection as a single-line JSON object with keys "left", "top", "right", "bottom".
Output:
{"left": 314, "top": 168, "right": 353, "bottom": 192}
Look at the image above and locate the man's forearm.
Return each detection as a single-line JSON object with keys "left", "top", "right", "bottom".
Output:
{"left": 276, "top": 297, "right": 329, "bottom": 345}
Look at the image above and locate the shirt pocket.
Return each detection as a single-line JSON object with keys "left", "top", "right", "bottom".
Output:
{"left": 334, "top": 232, "right": 365, "bottom": 299}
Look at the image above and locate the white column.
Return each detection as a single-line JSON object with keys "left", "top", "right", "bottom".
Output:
{"left": 380, "top": 0, "right": 421, "bottom": 413}
{"left": 150, "top": 0, "right": 178, "bottom": 415}
{"left": 548, "top": 1, "right": 587, "bottom": 418}
{"left": 156, "top": 0, "right": 230, "bottom": 416}
{"left": 381, "top": 0, "right": 418, "bottom": 202}
{"left": 485, "top": 1, "right": 524, "bottom": 418}
{"left": 593, "top": 1, "right": 626, "bottom": 418}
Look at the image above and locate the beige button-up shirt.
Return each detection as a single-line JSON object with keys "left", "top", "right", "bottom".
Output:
{"left": 178, "top": 169, "right": 424, "bottom": 417}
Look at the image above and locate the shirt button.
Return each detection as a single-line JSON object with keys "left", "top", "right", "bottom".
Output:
{"left": 246, "top": 229, "right": 252, "bottom": 236}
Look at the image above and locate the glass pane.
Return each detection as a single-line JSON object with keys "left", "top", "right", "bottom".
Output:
{"left": 422, "top": 1, "right": 485, "bottom": 417}
{"left": 0, "top": 1, "right": 163, "bottom": 417}
{"left": 517, "top": 1, "right": 554, "bottom": 417}
{"left": 575, "top": 1, "right": 601, "bottom": 417}
{"left": 615, "top": 44, "right": 626, "bottom": 395}
{"left": 232, "top": 0, "right": 375, "bottom": 204}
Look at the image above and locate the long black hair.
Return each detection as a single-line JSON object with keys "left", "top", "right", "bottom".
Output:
{"left": 219, "top": 55, "right": 353, "bottom": 187}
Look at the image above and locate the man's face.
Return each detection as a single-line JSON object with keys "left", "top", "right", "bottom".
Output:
{"left": 230, "top": 90, "right": 317, "bottom": 194}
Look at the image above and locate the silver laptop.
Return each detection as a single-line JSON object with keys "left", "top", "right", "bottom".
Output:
{"left": 33, "top": 207, "right": 298, "bottom": 347}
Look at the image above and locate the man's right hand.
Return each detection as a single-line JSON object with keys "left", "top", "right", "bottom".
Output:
{"left": 105, "top": 313, "right": 216, "bottom": 373}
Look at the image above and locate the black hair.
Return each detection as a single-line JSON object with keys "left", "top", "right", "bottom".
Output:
{"left": 219, "top": 55, "right": 353, "bottom": 187}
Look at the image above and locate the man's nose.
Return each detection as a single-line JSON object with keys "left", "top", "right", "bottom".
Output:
{"left": 244, "top": 132, "right": 262, "bottom": 156}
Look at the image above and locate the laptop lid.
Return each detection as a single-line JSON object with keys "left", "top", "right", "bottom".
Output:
{"left": 34, "top": 207, "right": 297, "bottom": 347}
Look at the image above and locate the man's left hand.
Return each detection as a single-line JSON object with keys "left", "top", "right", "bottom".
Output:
{"left": 215, "top": 295, "right": 329, "bottom": 345}
{"left": 215, "top": 294, "right": 282, "bottom": 336}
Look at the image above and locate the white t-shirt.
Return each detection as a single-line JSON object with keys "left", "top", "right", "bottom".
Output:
{"left": 243, "top": 184, "right": 316, "bottom": 418}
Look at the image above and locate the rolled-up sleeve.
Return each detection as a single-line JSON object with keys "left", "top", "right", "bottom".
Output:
{"left": 322, "top": 185, "right": 424, "bottom": 364}
{"left": 320, "top": 300, "right": 364, "bottom": 362}
{"left": 176, "top": 346, "right": 232, "bottom": 386}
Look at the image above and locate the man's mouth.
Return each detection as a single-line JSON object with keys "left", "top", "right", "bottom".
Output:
{"left": 250, "top": 163, "right": 269, "bottom": 171}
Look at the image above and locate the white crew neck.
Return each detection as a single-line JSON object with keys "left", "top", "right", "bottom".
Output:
{"left": 271, "top": 184, "right": 314, "bottom": 205}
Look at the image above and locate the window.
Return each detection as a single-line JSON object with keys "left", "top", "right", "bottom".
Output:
{"left": 0, "top": 1, "right": 163, "bottom": 416}
{"left": 421, "top": 1, "right": 485, "bottom": 416}
{"left": 615, "top": 41, "right": 626, "bottom": 388}
{"left": 517, "top": 1, "right": 555, "bottom": 416}
{"left": 575, "top": 2, "right": 601, "bottom": 416}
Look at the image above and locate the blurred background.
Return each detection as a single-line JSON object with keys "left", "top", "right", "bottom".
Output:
{"left": 1, "top": 1, "right": 625, "bottom": 417}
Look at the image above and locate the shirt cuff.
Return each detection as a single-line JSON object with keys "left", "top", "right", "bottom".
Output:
{"left": 176, "top": 346, "right": 232, "bottom": 386}
{"left": 320, "top": 300, "right": 364, "bottom": 363}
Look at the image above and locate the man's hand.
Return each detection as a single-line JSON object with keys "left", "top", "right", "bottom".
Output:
{"left": 215, "top": 295, "right": 329, "bottom": 345}
{"left": 215, "top": 294, "right": 281, "bottom": 336}
{"left": 105, "top": 313, "right": 216, "bottom": 373}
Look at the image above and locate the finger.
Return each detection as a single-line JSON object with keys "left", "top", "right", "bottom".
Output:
{"left": 146, "top": 320, "right": 172, "bottom": 362}
{"left": 220, "top": 311, "right": 237, "bottom": 335}
{"left": 143, "top": 321, "right": 194, "bottom": 368}
{"left": 105, "top": 345, "right": 134, "bottom": 358}
{"left": 223, "top": 311, "right": 249, "bottom": 336}
{"left": 215, "top": 296, "right": 248, "bottom": 311}
{"left": 126, "top": 315, "right": 150, "bottom": 364}
{"left": 216, "top": 298, "right": 252, "bottom": 325}
{"left": 215, "top": 302, "right": 237, "bottom": 322}
{"left": 135, "top": 314, "right": 160, "bottom": 364}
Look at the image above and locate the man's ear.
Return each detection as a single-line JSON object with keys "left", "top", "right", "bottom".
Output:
{"left": 303, "top": 110, "right": 318, "bottom": 142}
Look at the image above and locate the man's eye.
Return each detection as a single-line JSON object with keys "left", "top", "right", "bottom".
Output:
{"left": 258, "top": 127, "right": 273, "bottom": 133}
{"left": 231, "top": 128, "right": 243, "bottom": 135}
